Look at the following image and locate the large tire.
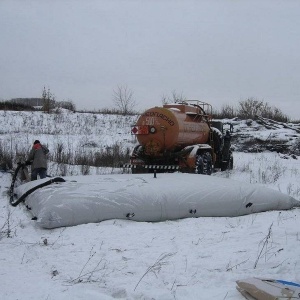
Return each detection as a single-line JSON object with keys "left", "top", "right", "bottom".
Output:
{"left": 203, "top": 152, "right": 213, "bottom": 175}
{"left": 195, "top": 152, "right": 212, "bottom": 175}
{"left": 195, "top": 155, "right": 203, "bottom": 174}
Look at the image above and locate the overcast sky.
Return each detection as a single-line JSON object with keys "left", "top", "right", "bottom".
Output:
{"left": 1, "top": 0, "right": 299, "bottom": 119}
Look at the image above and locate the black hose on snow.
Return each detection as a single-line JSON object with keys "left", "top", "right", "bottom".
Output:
{"left": 9, "top": 164, "right": 65, "bottom": 207}
{"left": 9, "top": 162, "right": 25, "bottom": 205}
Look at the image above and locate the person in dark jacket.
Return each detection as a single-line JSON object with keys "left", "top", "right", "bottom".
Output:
{"left": 222, "top": 131, "right": 231, "bottom": 160}
{"left": 26, "top": 140, "right": 49, "bottom": 181}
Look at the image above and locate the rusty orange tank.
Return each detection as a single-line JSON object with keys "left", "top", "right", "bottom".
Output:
{"left": 128, "top": 100, "right": 233, "bottom": 174}
{"left": 134, "top": 103, "right": 210, "bottom": 155}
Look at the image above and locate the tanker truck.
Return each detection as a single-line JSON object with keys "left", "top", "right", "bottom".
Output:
{"left": 126, "top": 100, "right": 233, "bottom": 175}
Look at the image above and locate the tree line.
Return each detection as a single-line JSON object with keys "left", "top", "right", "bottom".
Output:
{"left": 0, "top": 85, "right": 291, "bottom": 122}
{"left": 212, "top": 98, "right": 289, "bottom": 122}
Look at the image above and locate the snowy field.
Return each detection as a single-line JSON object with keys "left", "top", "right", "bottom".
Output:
{"left": 0, "top": 111, "right": 300, "bottom": 300}
{"left": 0, "top": 110, "right": 137, "bottom": 161}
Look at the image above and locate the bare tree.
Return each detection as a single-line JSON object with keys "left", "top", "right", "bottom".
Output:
{"left": 171, "top": 90, "right": 186, "bottom": 103}
{"left": 220, "top": 104, "right": 237, "bottom": 119}
{"left": 42, "top": 87, "right": 56, "bottom": 113}
{"left": 238, "top": 98, "right": 265, "bottom": 119}
{"left": 161, "top": 90, "right": 186, "bottom": 105}
{"left": 238, "top": 98, "right": 289, "bottom": 122}
{"left": 112, "top": 85, "right": 136, "bottom": 115}
{"left": 161, "top": 94, "right": 169, "bottom": 105}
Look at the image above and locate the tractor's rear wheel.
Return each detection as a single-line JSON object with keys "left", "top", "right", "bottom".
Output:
{"left": 195, "top": 152, "right": 212, "bottom": 175}
{"left": 195, "top": 155, "right": 203, "bottom": 174}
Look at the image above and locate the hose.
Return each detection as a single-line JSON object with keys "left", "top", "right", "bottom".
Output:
{"left": 9, "top": 163, "right": 65, "bottom": 207}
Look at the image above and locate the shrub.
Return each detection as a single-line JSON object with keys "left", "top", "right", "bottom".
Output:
{"left": 213, "top": 104, "right": 238, "bottom": 119}
{"left": 238, "top": 98, "right": 289, "bottom": 122}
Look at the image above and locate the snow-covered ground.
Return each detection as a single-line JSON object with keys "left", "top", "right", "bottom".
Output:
{"left": 0, "top": 110, "right": 300, "bottom": 299}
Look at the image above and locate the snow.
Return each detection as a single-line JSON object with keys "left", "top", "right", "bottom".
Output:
{"left": 1, "top": 111, "right": 300, "bottom": 299}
